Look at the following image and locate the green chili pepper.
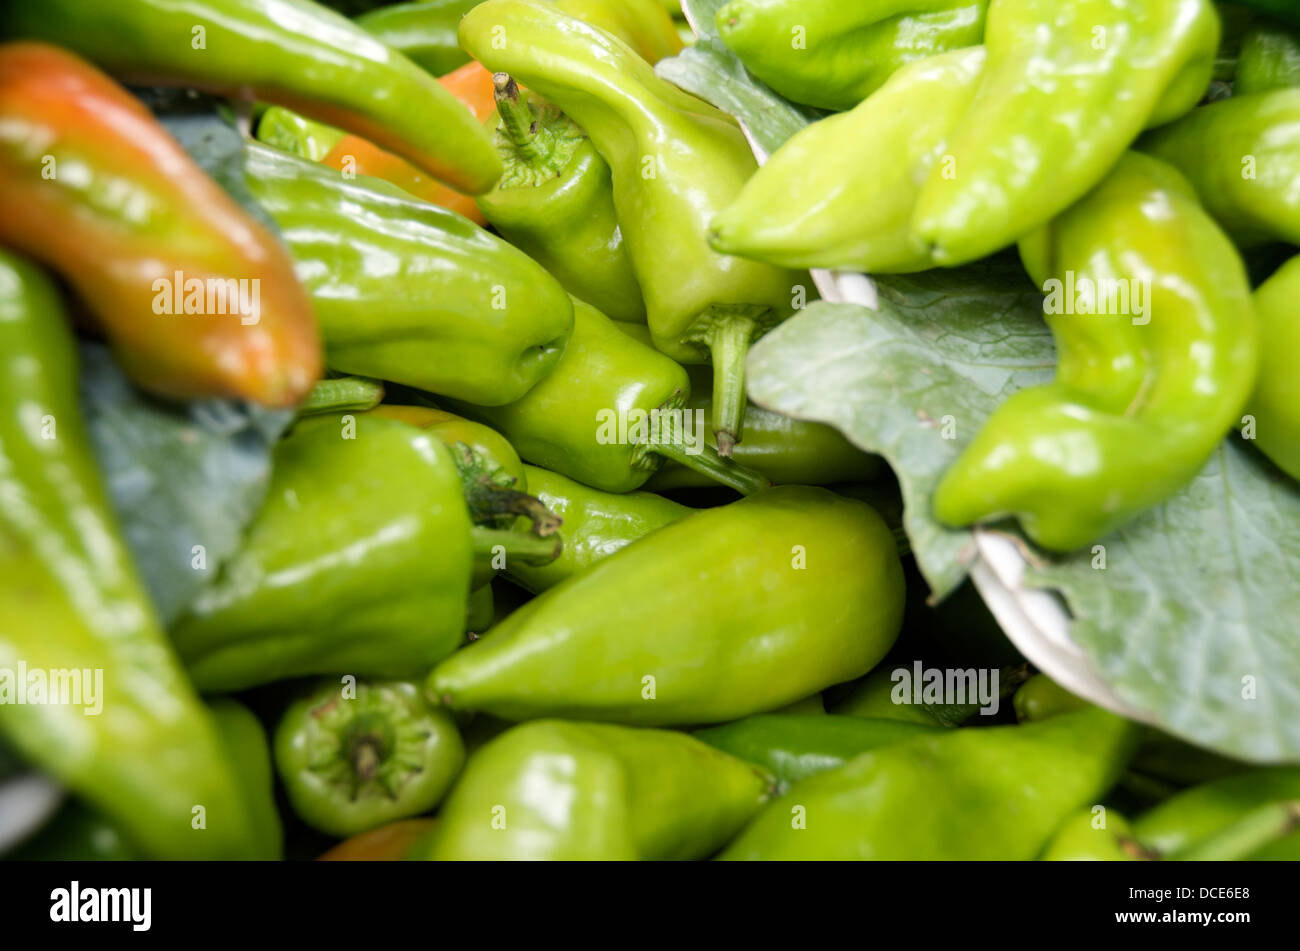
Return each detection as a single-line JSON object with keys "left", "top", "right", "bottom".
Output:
{"left": 1130, "top": 767, "right": 1300, "bottom": 859}
{"left": 170, "top": 414, "right": 476, "bottom": 693}
{"left": 0, "top": 250, "right": 262, "bottom": 859}
{"left": 460, "top": 0, "right": 803, "bottom": 453}
{"left": 1039, "top": 807, "right": 1149, "bottom": 861}
{"left": 934, "top": 152, "right": 1258, "bottom": 551}
{"left": 353, "top": 0, "right": 480, "bottom": 76}
{"left": 909, "top": 0, "right": 1220, "bottom": 266}
{"left": 274, "top": 679, "right": 465, "bottom": 838}
{"left": 466, "top": 584, "right": 496, "bottom": 635}
{"left": 1243, "top": 256, "right": 1300, "bottom": 480}
{"left": 443, "top": 297, "right": 770, "bottom": 495}
{"left": 720, "top": 707, "right": 1140, "bottom": 860}
{"left": 476, "top": 76, "right": 645, "bottom": 324}
{"left": 1170, "top": 799, "right": 1300, "bottom": 860}
{"left": 643, "top": 366, "right": 881, "bottom": 489}
{"left": 695, "top": 715, "right": 942, "bottom": 795}
{"left": 505, "top": 464, "right": 689, "bottom": 593}
{"left": 429, "top": 486, "right": 904, "bottom": 725}
{"left": 1140, "top": 88, "right": 1300, "bottom": 247}
{"left": 715, "top": 0, "right": 989, "bottom": 111}
{"left": 1013, "top": 673, "right": 1090, "bottom": 723}
{"left": 710, "top": 46, "right": 986, "bottom": 273}
{"left": 2, "top": 0, "right": 501, "bottom": 193}
{"left": 208, "top": 699, "right": 283, "bottom": 859}
{"left": 418, "top": 720, "right": 771, "bottom": 860}
{"left": 1236, "top": 19, "right": 1300, "bottom": 93}
{"left": 255, "top": 106, "right": 347, "bottom": 162}
{"left": 244, "top": 142, "right": 573, "bottom": 407}
{"left": 556, "top": 0, "right": 685, "bottom": 63}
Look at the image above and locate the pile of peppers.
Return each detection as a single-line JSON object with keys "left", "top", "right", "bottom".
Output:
{"left": 0, "top": 0, "right": 1297, "bottom": 866}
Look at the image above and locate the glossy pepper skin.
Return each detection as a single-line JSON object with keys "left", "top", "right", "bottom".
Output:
{"left": 2, "top": 0, "right": 501, "bottom": 194}
{"left": 1140, "top": 88, "right": 1300, "bottom": 247}
{"left": 244, "top": 143, "right": 573, "bottom": 406}
{"left": 0, "top": 250, "right": 261, "bottom": 860}
{"left": 274, "top": 679, "right": 465, "bottom": 838}
{"left": 934, "top": 153, "right": 1259, "bottom": 551}
{"left": 1039, "top": 808, "right": 1147, "bottom": 861}
{"left": 171, "top": 414, "right": 474, "bottom": 693}
{"left": 709, "top": 47, "right": 986, "bottom": 273}
{"left": 695, "top": 715, "right": 941, "bottom": 795}
{"left": 256, "top": 105, "right": 346, "bottom": 162}
{"left": 721, "top": 707, "right": 1139, "bottom": 860}
{"left": 1244, "top": 257, "right": 1300, "bottom": 480}
{"left": 1236, "top": 19, "right": 1300, "bottom": 93}
{"left": 715, "top": 0, "right": 989, "bottom": 111}
{"left": 419, "top": 720, "right": 771, "bottom": 860}
{"left": 208, "top": 699, "right": 283, "bottom": 860}
{"left": 429, "top": 486, "right": 905, "bottom": 725}
{"left": 444, "top": 298, "right": 768, "bottom": 495}
{"left": 460, "top": 0, "right": 803, "bottom": 452}
{"left": 353, "top": 0, "right": 479, "bottom": 76}
{"left": 0, "top": 44, "right": 321, "bottom": 407}
{"left": 556, "top": 0, "right": 685, "bottom": 63}
{"left": 910, "top": 0, "right": 1220, "bottom": 266}
{"left": 506, "top": 464, "right": 688, "bottom": 593}
{"left": 476, "top": 77, "right": 645, "bottom": 324}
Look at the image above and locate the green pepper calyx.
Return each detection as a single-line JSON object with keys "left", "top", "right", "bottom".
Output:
{"left": 491, "top": 73, "right": 586, "bottom": 189}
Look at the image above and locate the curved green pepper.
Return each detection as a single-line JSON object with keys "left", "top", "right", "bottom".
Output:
{"left": 460, "top": 0, "right": 803, "bottom": 452}
{"left": 9, "top": 697, "right": 279, "bottom": 860}
{"left": 910, "top": 0, "right": 1220, "bottom": 266}
{"left": 443, "top": 298, "right": 769, "bottom": 495}
{"left": 274, "top": 679, "right": 465, "bottom": 838}
{"left": 1236, "top": 19, "right": 1300, "bottom": 93}
{"left": 429, "top": 486, "right": 904, "bottom": 725}
{"left": 244, "top": 142, "right": 573, "bottom": 407}
{"left": 476, "top": 76, "right": 645, "bottom": 324}
{"left": 171, "top": 414, "right": 474, "bottom": 693}
{"left": 2, "top": 0, "right": 501, "bottom": 193}
{"left": 721, "top": 707, "right": 1140, "bottom": 860}
{"left": 506, "top": 464, "right": 689, "bottom": 593}
{"left": 709, "top": 46, "right": 986, "bottom": 273}
{"left": 1243, "top": 256, "right": 1300, "bottom": 480}
{"left": 298, "top": 376, "right": 386, "bottom": 417}
{"left": 644, "top": 365, "right": 881, "bottom": 489}
{"left": 1140, "top": 88, "right": 1300, "bottom": 248}
{"left": 420, "top": 720, "right": 770, "bottom": 860}
{"left": 715, "top": 0, "right": 989, "bottom": 111}
{"left": 353, "top": 0, "right": 479, "bottom": 76}
{"left": 833, "top": 662, "right": 1027, "bottom": 727}
{"left": 695, "top": 715, "right": 941, "bottom": 795}
{"left": 0, "top": 250, "right": 261, "bottom": 859}
{"left": 1131, "top": 767, "right": 1300, "bottom": 859}
{"left": 934, "top": 152, "right": 1258, "bottom": 551}
{"left": 556, "top": 0, "right": 685, "bottom": 63}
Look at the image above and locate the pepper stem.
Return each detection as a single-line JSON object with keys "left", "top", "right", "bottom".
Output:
{"left": 651, "top": 438, "right": 771, "bottom": 497}
{"left": 705, "top": 312, "right": 760, "bottom": 456}
{"left": 492, "top": 72, "right": 554, "bottom": 173}
{"left": 470, "top": 526, "right": 562, "bottom": 567}
{"left": 464, "top": 481, "right": 563, "bottom": 537}
{"left": 297, "top": 376, "right": 384, "bottom": 417}
{"left": 351, "top": 736, "right": 382, "bottom": 783}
